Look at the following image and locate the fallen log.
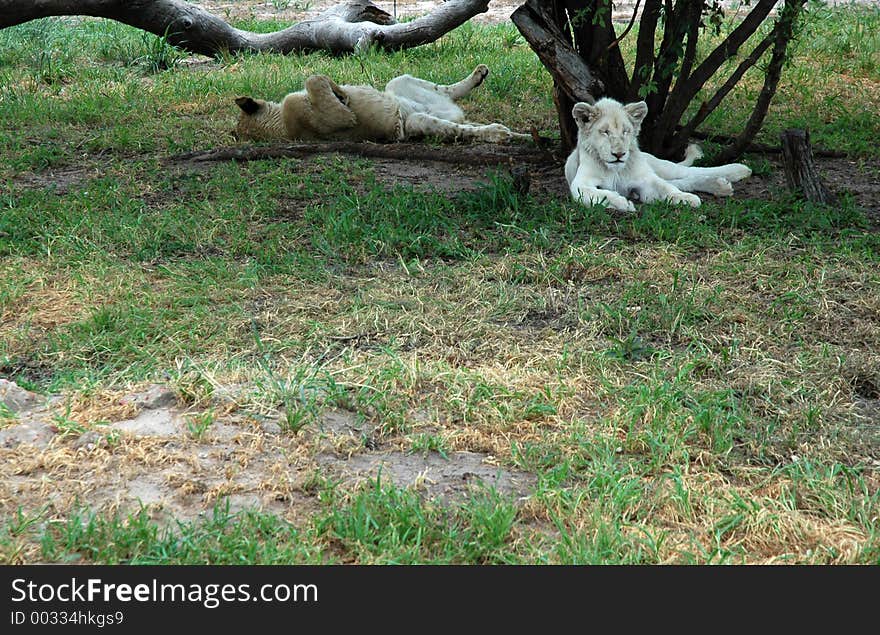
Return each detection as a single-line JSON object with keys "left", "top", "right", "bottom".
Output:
{"left": 0, "top": 0, "right": 488, "bottom": 56}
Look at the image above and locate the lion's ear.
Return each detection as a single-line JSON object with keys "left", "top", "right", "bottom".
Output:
{"left": 572, "top": 102, "right": 600, "bottom": 130}
{"left": 624, "top": 101, "right": 648, "bottom": 127}
{"left": 235, "top": 96, "right": 261, "bottom": 115}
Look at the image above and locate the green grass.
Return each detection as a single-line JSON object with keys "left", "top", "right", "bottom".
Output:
{"left": 36, "top": 502, "right": 327, "bottom": 565}
{"left": 1, "top": 5, "right": 879, "bottom": 565}
{"left": 12, "top": 481, "right": 521, "bottom": 565}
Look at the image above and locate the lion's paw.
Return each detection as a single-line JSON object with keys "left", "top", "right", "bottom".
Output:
{"left": 574, "top": 189, "right": 633, "bottom": 212}
{"left": 620, "top": 198, "right": 637, "bottom": 213}
{"left": 708, "top": 177, "right": 734, "bottom": 197}
{"left": 305, "top": 75, "right": 330, "bottom": 90}
{"left": 602, "top": 194, "right": 635, "bottom": 213}
{"left": 481, "top": 123, "right": 514, "bottom": 142}
{"left": 473, "top": 64, "right": 489, "bottom": 85}
{"left": 681, "top": 143, "right": 704, "bottom": 166}
{"left": 722, "top": 163, "right": 752, "bottom": 183}
{"left": 670, "top": 192, "right": 701, "bottom": 208}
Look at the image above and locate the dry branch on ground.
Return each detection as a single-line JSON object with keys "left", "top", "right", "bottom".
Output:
{"left": 168, "top": 141, "right": 556, "bottom": 167}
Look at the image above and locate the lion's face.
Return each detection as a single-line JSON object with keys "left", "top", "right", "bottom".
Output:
{"left": 572, "top": 98, "right": 648, "bottom": 171}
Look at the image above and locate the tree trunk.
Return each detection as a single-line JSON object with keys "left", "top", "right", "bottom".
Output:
{"left": 511, "top": 0, "right": 603, "bottom": 154}
{"left": 0, "top": 0, "right": 489, "bottom": 56}
{"left": 510, "top": 1, "right": 602, "bottom": 105}
{"left": 780, "top": 129, "right": 838, "bottom": 205}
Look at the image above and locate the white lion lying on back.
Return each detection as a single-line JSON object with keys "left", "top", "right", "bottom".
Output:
{"left": 234, "top": 64, "right": 531, "bottom": 144}
{"left": 566, "top": 98, "right": 751, "bottom": 212}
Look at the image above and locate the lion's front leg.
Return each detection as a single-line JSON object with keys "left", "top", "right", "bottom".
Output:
{"left": 570, "top": 172, "right": 635, "bottom": 212}
{"left": 638, "top": 174, "right": 702, "bottom": 207}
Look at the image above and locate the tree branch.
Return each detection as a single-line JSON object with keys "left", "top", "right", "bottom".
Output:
{"left": 667, "top": 28, "right": 776, "bottom": 157}
{"left": 713, "top": 0, "right": 806, "bottom": 164}
{"left": 511, "top": 0, "right": 604, "bottom": 104}
{"left": 676, "top": 0, "right": 703, "bottom": 84}
{"left": 630, "top": 0, "right": 662, "bottom": 101}
{"left": 568, "top": 0, "right": 630, "bottom": 98}
{"left": 644, "top": 0, "right": 693, "bottom": 147}
{"left": 0, "top": 0, "right": 489, "bottom": 56}
{"left": 606, "top": 0, "right": 642, "bottom": 54}
{"left": 653, "top": 0, "right": 777, "bottom": 141}
{"left": 512, "top": 0, "right": 605, "bottom": 153}
{"left": 168, "top": 141, "right": 553, "bottom": 166}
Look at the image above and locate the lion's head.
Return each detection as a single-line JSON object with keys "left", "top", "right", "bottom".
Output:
{"left": 572, "top": 98, "right": 648, "bottom": 171}
{"left": 233, "top": 96, "right": 286, "bottom": 141}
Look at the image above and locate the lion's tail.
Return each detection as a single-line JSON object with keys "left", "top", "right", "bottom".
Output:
{"left": 681, "top": 143, "right": 704, "bottom": 166}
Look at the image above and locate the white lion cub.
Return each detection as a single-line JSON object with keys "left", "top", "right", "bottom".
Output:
{"left": 234, "top": 64, "right": 531, "bottom": 144}
{"left": 565, "top": 97, "right": 751, "bottom": 212}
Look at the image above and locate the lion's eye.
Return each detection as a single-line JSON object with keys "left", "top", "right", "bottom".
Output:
{"left": 602, "top": 130, "right": 609, "bottom": 136}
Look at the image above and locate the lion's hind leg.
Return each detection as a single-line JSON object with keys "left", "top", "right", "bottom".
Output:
{"left": 302, "top": 75, "right": 357, "bottom": 134}
{"left": 386, "top": 65, "right": 489, "bottom": 102}
{"left": 444, "top": 64, "right": 489, "bottom": 99}
{"left": 403, "top": 113, "right": 529, "bottom": 143}
{"left": 667, "top": 175, "right": 734, "bottom": 197}
{"left": 645, "top": 152, "right": 752, "bottom": 185}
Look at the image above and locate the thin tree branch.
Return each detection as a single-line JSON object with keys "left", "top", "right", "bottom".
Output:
{"left": 630, "top": 0, "right": 662, "bottom": 100}
{"left": 713, "top": 0, "right": 807, "bottom": 164}
{"left": 667, "top": 28, "right": 776, "bottom": 156}
{"left": 606, "top": 0, "right": 642, "bottom": 52}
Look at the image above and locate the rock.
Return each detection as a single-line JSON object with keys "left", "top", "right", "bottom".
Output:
{"left": 0, "top": 420, "right": 56, "bottom": 449}
{"left": 318, "top": 409, "right": 367, "bottom": 436}
{"left": 111, "top": 409, "right": 179, "bottom": 437}
{"left": 121, "top": 384, "right": 177, "bottom": 410}
{"left": 72, "top": 430, "right": 109, "bottom": 450}
{"left": 315, "top": 450, "right": 536, "bottom": 502}
{"left": 0, "top": 379, "right": 42, "bottom": 413}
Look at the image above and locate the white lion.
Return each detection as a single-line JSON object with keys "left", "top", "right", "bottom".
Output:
{"left": 234, "top": 64, "right": 531, "bottom": 144}
{"left": 565, "top": 97, "right": 752, "bottom": 212}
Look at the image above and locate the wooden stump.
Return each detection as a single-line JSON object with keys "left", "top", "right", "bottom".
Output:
{"left": 780, "top": 128, "right": 838, "bottom": 205}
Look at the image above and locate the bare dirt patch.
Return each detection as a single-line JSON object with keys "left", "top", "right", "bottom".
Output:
{"left": 0, "top": 380, "right": 536, "bottom": 529}
{"left": 12, "top": 165, "right": 97, "bottom": 195}
{"left": 365, "top": 149, "right": 880, "bottom": 220}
